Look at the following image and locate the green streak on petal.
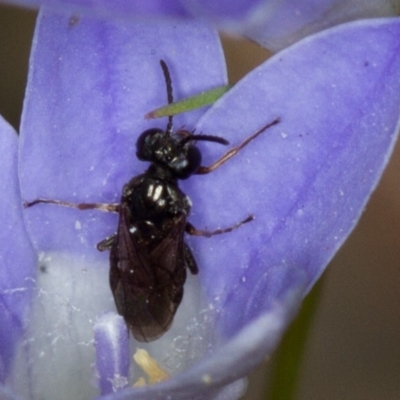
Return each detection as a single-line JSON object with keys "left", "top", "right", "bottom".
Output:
{"left": 145, "top": 85, "right": 230, "bottom": 119}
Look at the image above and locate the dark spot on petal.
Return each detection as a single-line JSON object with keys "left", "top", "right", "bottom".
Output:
{"left": 68, "top": 15, "right": 80, "bottom": 28}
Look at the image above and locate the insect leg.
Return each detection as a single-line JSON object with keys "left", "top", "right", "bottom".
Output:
{"left": 183, "top": 243, "right": 199, "bottom": 274}
{"left": 97, "top": 234, "right": 117, "bottom": 251}
{"left": 196, "top": 117, "right": 280, "bottom": 175}
{"left": 23, "top": 198, "right": 119, "bottom": 213}
{"left": 185, "top": 214, "right": 253, "bottom": 238}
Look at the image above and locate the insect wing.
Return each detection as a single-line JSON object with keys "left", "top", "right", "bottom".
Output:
{"left": 109, "top": 204, "right": 153, "bottom": 337}
{"left": 109, "top": 204, "right": 187, "bottom": 342}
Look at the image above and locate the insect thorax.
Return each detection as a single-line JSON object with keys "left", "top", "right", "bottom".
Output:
{"left": 122, "top": 171, "right": 191, "bottom": 224}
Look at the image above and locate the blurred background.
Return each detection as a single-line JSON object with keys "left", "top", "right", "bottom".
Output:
{"left": 0, "top": 4, "right": 399, "bottom": 399}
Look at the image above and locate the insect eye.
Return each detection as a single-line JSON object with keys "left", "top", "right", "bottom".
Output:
{"left": 136, "top": 128, "right": 164, "bottom": 161}
{"left": 174, "top": 145, "right": 202, "bottom": 179}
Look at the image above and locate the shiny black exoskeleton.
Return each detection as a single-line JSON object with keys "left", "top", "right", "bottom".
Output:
{"left": 24, "top": 60, "right": 280, "bottom": 342}
{"left": 100, "top": 125, "right": 229, "bottom": 341}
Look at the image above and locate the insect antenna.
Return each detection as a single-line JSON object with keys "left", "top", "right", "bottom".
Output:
{"left": 160, "top": 59, "right": 174, "bottom": 136}
{"left": 159, "top": 60, "right": 229, "bottom": 148}
{"left": 179, "top": 134, "right": 229, "bottom": 146}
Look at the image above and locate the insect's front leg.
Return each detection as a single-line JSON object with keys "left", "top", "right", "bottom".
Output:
{"left": 24, "top": 198, "right": 120, "bottom": 213}
{"left": 185, "top": 214, "right": 253, "bottom": 238}
{"left": 196, "top": 117, "right": 280, "bottom": 175}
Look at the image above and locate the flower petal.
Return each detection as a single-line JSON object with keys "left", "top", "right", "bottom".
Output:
{"left": 3, "top": 0, "right": 397, "bottom": 50}
{"left": 187, "top": 17, "right": 400, "bottom": 336}
{"left": 3, "top": 0, "right": 189, "bottom": 19}
{"left": 175, "top": 0, "right": 397, "bottom": 50}
{"left": 20, "top": 10, "right": 226, "bottom": 261}
{"left": 0, "top": 385, "right": 23, "bottom": 400}
{"left": 96, "top": 288, "right": 302, "bottom": 400}
{"left": 0, "top": 117, "right": 36, "bottom": 382}
{"left": 16, "top": 10, "right": 227, "bottom": 400}
{"left": 94, "top": 313, "right": 130, "bottom": 395}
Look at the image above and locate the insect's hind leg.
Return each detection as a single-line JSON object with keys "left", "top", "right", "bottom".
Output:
{"left": 185, "top": 214, "right": 254, "bottom": 238}
{"left": 183, "top": 243, "right": 199, "bottom": 274}
{"left": 24, "top": 198, "right": 119, "bottom": 213}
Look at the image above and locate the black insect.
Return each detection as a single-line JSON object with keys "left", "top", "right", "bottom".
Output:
{"left": 24, "top": 60, "right": 280, "bottom": 342}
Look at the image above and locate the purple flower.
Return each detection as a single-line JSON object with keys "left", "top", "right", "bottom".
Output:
{"left": 0, "top": 5, "right": 400, "bottom": 400}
